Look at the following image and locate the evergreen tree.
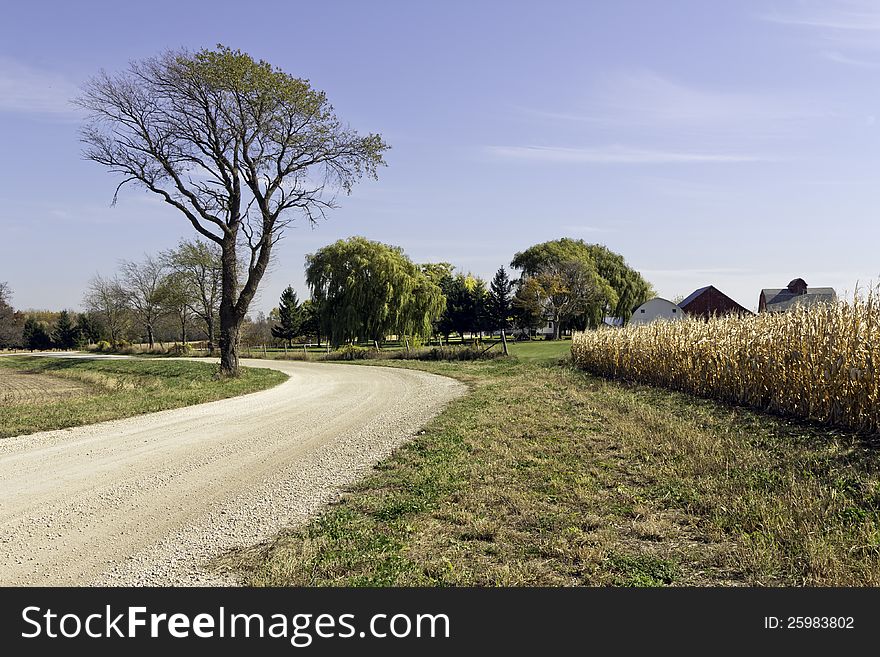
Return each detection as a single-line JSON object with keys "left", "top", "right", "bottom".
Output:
{"left": 271, "top": 286, "right": 303, "bottom": 347}
{"left": 76, "top": 312, "right": 105, "bottom": 344}
{"left": 22, "top": 317, "right": 52, "bottom": 350}
{"left": 487, "top": 267, "right": 514, "bottom": 332}
{"left": 52, "top": 310, "right": 81, "bottom": 349}
{"left": 299, "top": 299, "right": 322, "bottom": 345}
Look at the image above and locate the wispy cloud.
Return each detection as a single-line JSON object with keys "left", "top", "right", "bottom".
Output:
{"left": 761, "top": 1, "right": 880, "bottom": 59}
{"left": 0, "top": 57, "right": 79, "bottom": 117}
{"left": 761, "top": 1, "right": 880, "bottom": 32}
{"left": 821, "top": 50, "right": 880, "bottom": 68}
{"left": 520, "top": 71, "right": 825, "bottom": 127}
{"left": 488, "top": 145, "right": 771, "bottom": 164}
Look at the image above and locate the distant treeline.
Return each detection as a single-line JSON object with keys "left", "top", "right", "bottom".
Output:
{"left": 0, "top": 236, "right": 652, "bottom": 351}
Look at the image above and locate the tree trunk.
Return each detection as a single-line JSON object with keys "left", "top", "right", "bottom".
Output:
{"left": 206, "top": 317, "right": 215, "bottom": 354}
{"left": 218, "top": 302, "right": 240, "bottom": 376}
{"left": 147, "top": 325, "right": 154, "bottom": 349}
{"left": 218, "top": 242, "right": 241, "bottom": 376}
{"left": 554, "top": 316, "right": 561, "bottom": 341}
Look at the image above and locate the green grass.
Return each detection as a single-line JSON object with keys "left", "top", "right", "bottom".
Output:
{"left": 507, "top": 338, "right": 572, "bottom": 362}
{"left": 0, "top": 356, "right": 287, "bottom": 438}
{"left": 230, "top": 355, "right": 880, "bottom": 587}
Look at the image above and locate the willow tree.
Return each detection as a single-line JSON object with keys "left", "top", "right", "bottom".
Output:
{"left": 77, "top": 46, "right": 388, "bottom": 375}
{"left": 584, "top": 244, "right": 653, "bottom": 324}
{"left": 512, "top": 238, "right": 650, "bottom": 329}
{"left": 511, "top": 238, "right": 616, "bottom": 336}
{"left": 305, "top": 237, "right": 445, "bottom": 346}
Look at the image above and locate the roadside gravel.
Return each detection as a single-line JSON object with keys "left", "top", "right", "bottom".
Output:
{"left": 0, "top": 358, "right": 465, "bottom": 586}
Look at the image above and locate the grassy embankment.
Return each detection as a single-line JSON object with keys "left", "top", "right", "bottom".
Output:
{"left": 233, "top": 339, "right": 880, "bottom": 587}
{"left": 0, "top": 356, "right": 287, "bottom": 438}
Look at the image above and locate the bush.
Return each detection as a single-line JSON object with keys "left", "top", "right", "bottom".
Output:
{"left": 95, "top": 340, "right": 112, "bottom": 352}
{"left": 319, "top": 343, "right": 505, "bottom": 362}
{"left": 413, "top": 345, "right": 503, "bottom": 361}
{"left": 324, "top": 344, "right": 375, "bottom": 361}
{"left": 167, "top": 343, "right": 193, "bottom": 356}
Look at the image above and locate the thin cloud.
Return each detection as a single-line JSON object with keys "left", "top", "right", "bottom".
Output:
{"left": 760, "top": 1, "right": 880, "bottom": 55}
{"left": 821, "top": 50, "right": 880, "bottom": 68}
{"left": 761, "top": 1, "right": 880, "bottom": 32}
{"left": 488, "top": 145, "right": 771, "bottom": 164}
{"left": 520, "top": 72, "right": 826, "bottom": 126}
{"left": 0, "top": 57, "right": 79, "bottom": 117}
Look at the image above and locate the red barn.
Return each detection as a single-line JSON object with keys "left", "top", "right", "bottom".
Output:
{"left": 678, "top": 285, "right": 752, "bottom": 320}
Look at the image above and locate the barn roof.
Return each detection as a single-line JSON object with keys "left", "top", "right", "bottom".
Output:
{"left": 678, "top": 286, "right": 711, "bottom": 309}
{"left": 760, "top": 287, "right": 836, "bottom": 311}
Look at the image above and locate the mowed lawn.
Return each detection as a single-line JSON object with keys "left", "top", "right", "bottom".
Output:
{"left": 234, "top": 344, "right": 880, "bottom": 587}
{"left": 0, "top": 356, "right": 287, "bottom": 438}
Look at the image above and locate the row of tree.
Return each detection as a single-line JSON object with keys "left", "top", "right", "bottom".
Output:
{"left": 82, "top": 239, "right": 223, "bottom": 350}
{"left": 263, "top": 236, "right": 653, "bottom": 347}
{"left": 0, "top": 284, "right": 102, "bottom": 351}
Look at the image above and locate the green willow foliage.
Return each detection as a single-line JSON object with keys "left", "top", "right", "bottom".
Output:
{"left": 305, "top": 237, "right": 445, "bottom": 346}
{"left": 511, "top": 238, "right": 652, "bottom": 326}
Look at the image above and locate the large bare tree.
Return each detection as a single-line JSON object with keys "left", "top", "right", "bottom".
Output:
{"left": 77, "top": 46, "right": 388, "bottom": 375}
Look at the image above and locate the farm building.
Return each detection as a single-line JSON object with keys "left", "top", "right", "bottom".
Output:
{"left": 678, "top": 285, "right": 752, "bottom": 319}
{"left": 758, "top": 278, "right": 837, "bottom": 313}
{"left": 630, "top": 298, "right": 684, "bottom": 325}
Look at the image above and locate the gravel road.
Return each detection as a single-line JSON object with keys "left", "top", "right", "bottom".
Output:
{"left": 0, "top": 358, "right": 465, "bottom": 586}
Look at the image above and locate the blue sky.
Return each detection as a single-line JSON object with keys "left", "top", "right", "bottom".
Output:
{"left": 2, "top": 0, "right": 880, "bottom": 314}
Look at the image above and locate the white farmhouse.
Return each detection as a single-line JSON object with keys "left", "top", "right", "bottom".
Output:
{"left": 630, "top": 297, "right": 684, "bottom": 325}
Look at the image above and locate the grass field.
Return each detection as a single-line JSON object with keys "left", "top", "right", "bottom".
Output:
{"left": 232, "top": 347, "right": 880, "bottom": 587}
{"left": 0, "top": 356, "right": 287, "bottom": 438}
{"left": 506, "top": 338, "right": 571, "bottom": 361}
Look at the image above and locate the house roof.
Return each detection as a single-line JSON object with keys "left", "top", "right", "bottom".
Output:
{"left": 760, "top": 287, "right": 836, "bottom": 312}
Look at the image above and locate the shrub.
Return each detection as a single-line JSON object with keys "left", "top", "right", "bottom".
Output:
{"left": 415, "top": 345, "right": 502, "bottom": 361}
{"left": 325, "top": 344, "right": 374, "bottom": 361}
{"left": 167, "top": 343, "right": 193, "bottom": 356}
{"left": 95, "top": 340, "right": 112, "bottom": 352}
{"left": 319, "top": 343, "right": 504, "bottom": 362}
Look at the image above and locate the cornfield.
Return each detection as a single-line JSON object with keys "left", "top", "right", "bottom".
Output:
{"left": 571, "top": 295, "right": 880, "bottom": 434}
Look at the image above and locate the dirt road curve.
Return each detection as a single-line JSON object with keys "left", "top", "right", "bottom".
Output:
{"left": 0, "top": 357, "right": 464, "bottom": 586}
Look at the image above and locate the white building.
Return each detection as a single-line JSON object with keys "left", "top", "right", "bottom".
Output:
{"left": 630, "top": 298, "right": 684, "bottom": 325}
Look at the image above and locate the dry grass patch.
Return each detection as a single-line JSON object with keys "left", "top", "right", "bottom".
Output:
{"left": 232, "top": 356, "right": 880, "bottom": 587}
{"left": 0, "top": 356, "right": 286, "bottom": 438}
{"left": 0, "top": 372, "right": 95, "bottom": 405}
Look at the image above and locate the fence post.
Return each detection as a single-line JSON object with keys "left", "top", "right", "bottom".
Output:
{"left": 501, "top": 329, "right": 509, "bottom": 356}
{"left": 404, "top": 336, "right": 410, "bottom": 353}
{"left": 303, "top": 343, "right": 308, "bottom": 359}
{"left": 374, "top": 339, "right": 380, "bottom": 352}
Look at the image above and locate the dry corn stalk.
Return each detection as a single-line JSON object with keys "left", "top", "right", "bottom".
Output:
{"left": 571, "top": 292, "right": 880, "bottom": 434}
